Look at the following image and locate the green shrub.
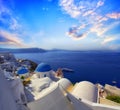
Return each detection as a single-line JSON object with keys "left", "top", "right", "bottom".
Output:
{"left": 106, "top": 95, "right": 120, "bottom": 103}
{"left": 21, "top": 76, "right": 25, "bottom": 80}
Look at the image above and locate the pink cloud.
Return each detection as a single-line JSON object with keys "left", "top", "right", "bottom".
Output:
{"left": 66, "top": 25, "right": 88, "bottom": 40}
{"left": 67, "top": 31, "right": 88, "bottom": 40}
{"left": 90, "top": 21, "right": 119, "bottom": 37}
{"left": 102, "top": 37, "right": 116, "bottom": 44}
{"left": 106, "top": 13, "right": 120, "bottom": 19}
{"left": 98, "top": 17, "right": 108, "bottom": 23}
{"left": 96, "top": 1, "right": 104, "bottom": 8}
{"left": 83, "top": 10, "right": 95, "bottom": 16}
{"left": 78, "top": 24, "right": 86, "bottom": 30}
{"left": 90, "top": 23, "right": 106, "bottom": 36}
{"left": 0, "top": 30, "right": 26, "bottom": 47}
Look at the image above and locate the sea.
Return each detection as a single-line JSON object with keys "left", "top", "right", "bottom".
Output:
{"left": 15, "top": 51, "right": 120, "bottom": 87}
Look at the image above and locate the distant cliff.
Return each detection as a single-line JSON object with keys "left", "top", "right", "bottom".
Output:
{"left": 0, "top": 48, "right": 46, "bottom": 53}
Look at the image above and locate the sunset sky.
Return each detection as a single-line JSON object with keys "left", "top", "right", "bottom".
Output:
{"left": 0, "top": 0, "right": 120, "bottom": 50}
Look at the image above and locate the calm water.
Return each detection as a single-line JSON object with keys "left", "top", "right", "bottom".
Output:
{"left": 15, "top": 51, "right": 120, "bottom": 87}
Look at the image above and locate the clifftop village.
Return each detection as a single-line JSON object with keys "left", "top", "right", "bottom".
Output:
{"left": 0, "top": 52, "right": 120, "bottom": 110}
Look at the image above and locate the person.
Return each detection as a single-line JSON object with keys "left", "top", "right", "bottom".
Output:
{"left": 56, "top": 68, "right": 63, "bottom": 78}
{"left": 99, "top": 89, "right": 105, "bottom": 98}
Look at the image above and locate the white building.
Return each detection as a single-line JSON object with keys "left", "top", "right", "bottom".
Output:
{"left": 0, "top": 67, "right": 28, "bottom": 110}
{"left": 35, "top": 63, "right": 57, "bottom": 80}
{"left": 72, "top": 81, "right": 98, "bottom": 103}
{"left": 1, "top": 62, "right": 120, "bottom": 110}
{"left": 17, "top": 66, "right": 29, "bottom": 78}
{"left": 27, "top": 82, "right": 120, "bottom": 110}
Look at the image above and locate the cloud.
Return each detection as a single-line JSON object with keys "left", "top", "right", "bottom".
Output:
{"left": 97, "top": 16, "right": 108, "bottom": 23}
{"left": 0, "top": 30, "right": 26, "bottom": 47}
{"left": 60, "top": 0, "right": 119, "bottom": 49}
{"left": 0, "top": 0, "right": 21, "bottom": 31}
{"left": 60, "top": 0, "right": 107, "bottom": 40}
{"left": 0, "top": 0, "right": 28, "bottom": 48}
{"left": 59, "top": 0, "right": 80, "bottom": 18}
{"left": 90, "top": 21, "right": 120, "bottom": 37}
{"left": 96, "top": 1, "right": 104, "bottom": 8}
{"left": 66, "top": 25, "right": 88, "bottom": 40}
{"left": 83, "top": 10, "right": 95, "bottom": 17}
{"left": 59, "top": 0, "right": 105, "bottom": 18}
{"left": 102, "top": 37, "right": 116, "bottom": 44}
{"left": 9, "top": 17, "right": 21, "bottom": 30}
{"left": 68, "top": 33, "right": 88, "bottom": 40}
{"left": 78, "top": 24, "right": 86, "bottom": 30}
{"left": 106, "top": 13, "right": 120, "bottom": 19}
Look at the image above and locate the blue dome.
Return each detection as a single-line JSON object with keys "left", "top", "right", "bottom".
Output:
{"left": 35, "top": 63, "right": 52, "bottom": 72}
{"left": 17, "top": 67, "right": 29, "bottom": 74}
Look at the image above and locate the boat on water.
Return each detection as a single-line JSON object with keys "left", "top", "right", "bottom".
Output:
{"left": 62, "top": 68, "right": 74, "bottom": 72}
{"left": 0, "top": 53, "right": 120, "bottom": 110}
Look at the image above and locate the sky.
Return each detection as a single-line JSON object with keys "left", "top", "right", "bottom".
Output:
{"left": 0, "top": 0, "right": 120, "bottom": 50}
